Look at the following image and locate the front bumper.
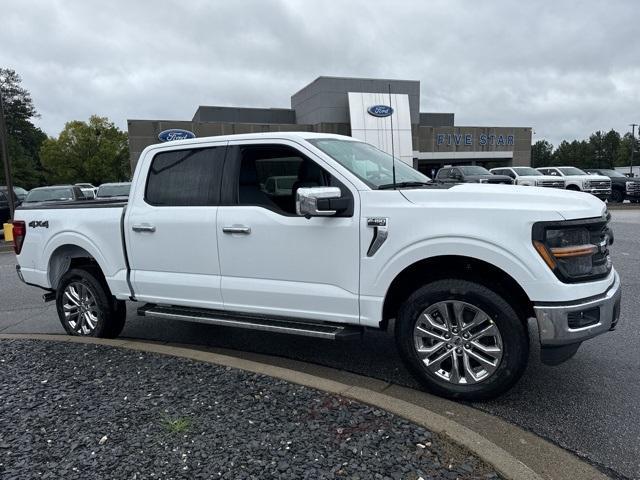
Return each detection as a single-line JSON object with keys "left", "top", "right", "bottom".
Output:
{"left": 534, "top": 271, "right": 621, "bottom": 346}
{"left": 584, "top": 188, "right": 611, "bottom": 198}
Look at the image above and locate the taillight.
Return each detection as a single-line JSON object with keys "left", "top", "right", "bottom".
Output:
{"left": 13, "top": 221, "right": 26, "bottom": 255}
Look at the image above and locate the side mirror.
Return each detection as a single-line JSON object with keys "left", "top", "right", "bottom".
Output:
{"left": 296, "top": 187, "right": 342, "bottom": 217}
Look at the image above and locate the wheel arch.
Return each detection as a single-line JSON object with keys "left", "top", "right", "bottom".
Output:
{"left": 48, "top": 243, "right": 107, "bottom": 290}
{"left": 380, "top": 255, "right": 535, "bottom": 331}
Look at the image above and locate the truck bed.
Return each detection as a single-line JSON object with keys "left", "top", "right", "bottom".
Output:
{"left": 14, "top": 200, "right": 130, "bottom": 298}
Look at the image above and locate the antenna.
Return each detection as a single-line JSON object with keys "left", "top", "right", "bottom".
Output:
{"left": 388, "top": 83, "right": 397, "bottom": 189}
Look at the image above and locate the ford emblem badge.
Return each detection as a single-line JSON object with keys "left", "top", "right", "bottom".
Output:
{"left": 367, "top": 105, "right": 394, "bottom": 117}
{"left": 158, "top": 129, "right": 196, "bottom": 142}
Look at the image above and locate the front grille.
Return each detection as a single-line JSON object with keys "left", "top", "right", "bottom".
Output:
{"left": 538, "top": 180, "right": 565, "bottom": 188}
{"left": 587, "top": 180, "right": 611, "bottom": 189}
{"left": 487, "top": 179, "right": 512, "bottom": 185}
{"left": 626, "top": 182, "right": 640, "bottom": 194}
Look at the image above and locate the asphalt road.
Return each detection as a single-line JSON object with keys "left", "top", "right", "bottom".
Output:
{"left": 1, "top": 209, "right": 638, "bottom": 479}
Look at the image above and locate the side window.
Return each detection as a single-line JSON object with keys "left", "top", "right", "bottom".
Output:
{"left": 548, "top": 169, "right": 558, "bottom": 176}
{"left": 436, "top": 168, "right": 448, "bottom": 179}
{"left": 452, "top": 168, "right": 462, "bottom": 178}
{"left": 234, "top": 144, "right": 348, "bottom": 216}
{"left": 146, "top": 146, "right": 225, "bottom": 206}
{"left": 505, "top": 170, "right": 516, "bottom": 179}
{"left": 73, "top": 187, "right": 84, "bottom": 199}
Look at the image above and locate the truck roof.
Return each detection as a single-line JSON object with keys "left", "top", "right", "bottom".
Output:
{"left": 146, "top": 132, "right": 358, "bottom": 150}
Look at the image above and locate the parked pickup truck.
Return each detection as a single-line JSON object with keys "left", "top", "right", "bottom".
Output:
{"left": 585, "top": 168, "right": 640, "bottom": 203}
{"left": 536, "top": 166, "right": 611, "bottom": 200}
{"left": 13, "top": 133, "right": 621, "bottom": 400}
{"left": 489, "top": 167, "right": 565, "bottom": 189}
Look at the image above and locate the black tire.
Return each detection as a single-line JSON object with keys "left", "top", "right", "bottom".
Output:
{"left": 566, "top": 184, "right": 580, "bottom": 191}
{"left": 610, "top": 189, "right": 624, "bottom": 203}
{"left": 395, "top": 279, "right": 529, "bottom": 401}
{"left": 56, "top": 267, "right": 126, "bottom": 338}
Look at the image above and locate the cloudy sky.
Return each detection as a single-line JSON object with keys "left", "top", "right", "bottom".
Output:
{"left": 1, "top": 0, "right": 638, "bottom": 146}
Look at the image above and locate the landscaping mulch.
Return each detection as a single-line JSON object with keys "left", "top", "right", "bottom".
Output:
{"left": 0, "top": 339, "right": 501, "bottom": 479}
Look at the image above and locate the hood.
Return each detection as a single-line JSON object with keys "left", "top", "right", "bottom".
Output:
{"left": 401, "top": 183, "right": 606, "bottom": 221}
{"left": 465, "top": 174, "right": 512, "bottom": 182}
{"left": 564, "top": 174, "right": 609, "bottom": 181}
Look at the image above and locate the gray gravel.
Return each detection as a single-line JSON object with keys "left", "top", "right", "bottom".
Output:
{"left": 0, "top": 339, "right": 499, "bottom": 480}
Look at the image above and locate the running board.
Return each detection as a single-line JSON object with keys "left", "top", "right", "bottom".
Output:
{"left": 137, "top": 304, "right": 362, "bottom": 340}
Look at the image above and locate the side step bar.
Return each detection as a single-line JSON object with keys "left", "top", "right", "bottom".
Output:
{"left": 137, "top": 304, "right": 363, "bottom": 340}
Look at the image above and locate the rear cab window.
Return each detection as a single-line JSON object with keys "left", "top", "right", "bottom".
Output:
{"left": 145, "top": 147, "right": 226, "bottom": 206}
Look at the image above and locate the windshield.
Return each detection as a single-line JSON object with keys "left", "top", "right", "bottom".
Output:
{"left": 25, "top": 187, "right": 73, "bottom": 202}
{"left": 592, "top": 169, "right": 625, "bottom": 178}
{"left": 558, "top": 167, "right": 586, "bottom": 176}
{"left": 308, "top": 139, "right": 430, "bottom": 189}
{"left": 97, "top": 183, "right": 131, "bottom": 197}
{"left": 459, "top": 166, "right": 491, "bottom": 175}
{"left": 512, "top": 167, "right": 542, "bottom": 176}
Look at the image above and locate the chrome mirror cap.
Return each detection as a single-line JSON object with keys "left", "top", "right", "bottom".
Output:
{"left": 296, "top": 187, "right": 341, "bottom": 217}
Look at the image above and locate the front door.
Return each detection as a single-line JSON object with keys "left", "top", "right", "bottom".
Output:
{"left": 217, "top": 140, "right": 360, "bottom": 324}
{"left": 125, "top": 142, "right": 227, "bottom": 309}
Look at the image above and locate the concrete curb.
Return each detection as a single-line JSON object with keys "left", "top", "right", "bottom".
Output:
{"left": 0, "top": 334, "right": 608, "bottom": 480}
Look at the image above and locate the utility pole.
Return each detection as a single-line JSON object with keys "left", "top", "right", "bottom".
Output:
{"left": 630, "top": 124, "right": 638, "bottom": 177}
{"left": 0, "top": 86, "right": 16, "bottom": 220}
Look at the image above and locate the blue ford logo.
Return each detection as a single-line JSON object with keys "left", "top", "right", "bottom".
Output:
{"left": 367, "top": 105, "right": 394, "bottom": 117}
{"left": 158, "top": 129, "right": 196, "bottom": 142}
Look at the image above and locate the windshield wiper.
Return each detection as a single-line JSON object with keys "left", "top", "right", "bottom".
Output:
{"left": 378, "top": 181, "right": 432, "bottom": 190}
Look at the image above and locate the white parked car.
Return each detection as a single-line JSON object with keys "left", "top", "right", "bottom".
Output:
{"left": 12, "top": 133, "right": 621, "bottom": 400}
{"left": 536, "top": 167, "right": 611, "bottom": 199}
{"left": 489, "top": 167, "right": 565, "bottom": 188}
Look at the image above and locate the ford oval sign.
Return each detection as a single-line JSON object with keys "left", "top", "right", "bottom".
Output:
{"left": 158, "top": 129, "right": 196, "bottom": 142}
{"left": 367, "top": 105, "right": 394, "bottom": 117}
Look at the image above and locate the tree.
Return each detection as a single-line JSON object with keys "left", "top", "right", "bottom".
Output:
{"left": 531, "top": 140, "right": 553, "bottom": 167}
{"left": 0, "top": 68, "right": 47, "bottom": 189}
{"left": 40, "top": 115, "right": 129, "bottom": 185}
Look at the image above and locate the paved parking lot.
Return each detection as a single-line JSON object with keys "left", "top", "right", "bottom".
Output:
{"left": 1, "top": 209, "right": 638, "bottom": 479}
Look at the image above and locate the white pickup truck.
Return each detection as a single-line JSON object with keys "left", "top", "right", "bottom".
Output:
{"left": 536, "top": 166, "right": 612, "bottom": 200}
{"left": 12, "top": 133, "right": 621, "bottom": 400}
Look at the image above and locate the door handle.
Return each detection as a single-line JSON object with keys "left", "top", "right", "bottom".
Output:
{"left": 132, "top": 224, "right": 156, "bottom": 233}
{"left": 222, "top": 226, "right": 251, "bottom": 234}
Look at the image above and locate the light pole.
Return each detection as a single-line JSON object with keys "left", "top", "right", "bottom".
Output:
{"left": 0, "top": 85, "right": 16, "bottom": 221}
{"left": 630, "top": 124, "right": 638, "bottom": 177}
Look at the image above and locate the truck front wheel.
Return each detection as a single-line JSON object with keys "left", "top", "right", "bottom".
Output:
{"left": 395, "top": 279, "right": 528, "bottom": 401}
{"left": 56, "top": 267, "right": 126, "bottom": 339}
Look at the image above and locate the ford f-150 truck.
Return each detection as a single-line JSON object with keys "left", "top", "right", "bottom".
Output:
{"left": 12, "top": 133, "right": 621, "bottom": 400}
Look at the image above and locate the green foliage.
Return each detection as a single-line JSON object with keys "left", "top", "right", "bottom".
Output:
{"left": 0, "top": 68, "right": 47, "bottom": 189}
{"left": 40, "top": 115, "right": 130, "bottom": 185}
{"left": 533, "top": 128, "right": 636, "bottom": 170}
{"left": 531, "top": 139, "right": 553, "bottom": 167}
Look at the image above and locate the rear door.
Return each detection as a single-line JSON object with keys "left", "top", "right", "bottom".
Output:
{"left": 125, "top": 142, "right": 227, "bottom": 309}
{"left": 216, "top": 139, "right": 360, "bottom": 324}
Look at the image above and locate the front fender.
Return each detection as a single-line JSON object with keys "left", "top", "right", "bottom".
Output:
{"left": 370, "top": 236, "right": 539, "bottom": 299}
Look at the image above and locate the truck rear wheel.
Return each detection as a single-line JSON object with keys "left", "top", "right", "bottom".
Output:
{"left": 56, "top": 267, "right": 126, "bottom": 339}
{"left": 395, "top": 279, "right": 528, "bottom": 401}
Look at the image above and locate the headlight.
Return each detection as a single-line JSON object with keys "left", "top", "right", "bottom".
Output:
{"left": 532, "top": 220, "right": 612, "bottom": 283}
{"left": 583, "top": 180, "right": 591, "bottom": 188}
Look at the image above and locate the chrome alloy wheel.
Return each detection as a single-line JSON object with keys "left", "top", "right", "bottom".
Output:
{"left": 62, "top": 281, "right": 99, "bottom": 335}
{"left": 413, "top": 300, "right": 503, "bottom": 384}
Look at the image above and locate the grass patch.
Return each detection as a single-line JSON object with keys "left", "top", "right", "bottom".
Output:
{"left": 161, "top": 415, "right": 192, "bottom": 434}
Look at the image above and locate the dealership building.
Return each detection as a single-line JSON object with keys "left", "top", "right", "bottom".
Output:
{"left": 128, "top": 76, "right": 532, "bottom": 175}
